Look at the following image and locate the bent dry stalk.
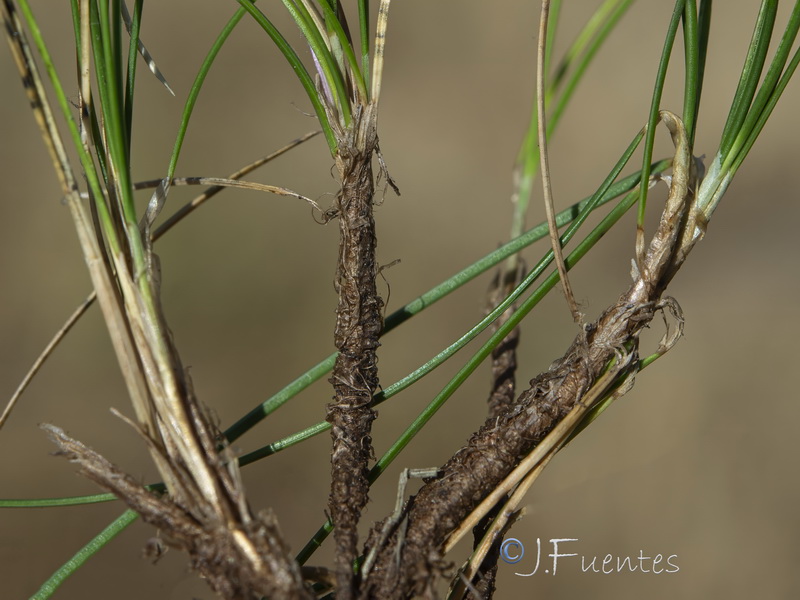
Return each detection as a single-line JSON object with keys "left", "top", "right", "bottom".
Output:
{"left": 327, "top": 105, "right": 385, "bottom": 598}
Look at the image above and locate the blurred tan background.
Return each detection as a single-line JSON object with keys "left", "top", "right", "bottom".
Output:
{"left": 2, "top": 1, "right": 799, "bottom": 598}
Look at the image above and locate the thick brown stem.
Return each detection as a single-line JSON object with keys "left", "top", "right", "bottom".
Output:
{"left": 363, "top": 291, "right": 669, "bottom": 598}
{"left": 362, "top": 114, "right": 696, "bottom": 595}
{"left": 327, "top": 117, "right": 383, "bottom": 598}
{"left": 485, "top": 263, "right": 524, "bottom": 419}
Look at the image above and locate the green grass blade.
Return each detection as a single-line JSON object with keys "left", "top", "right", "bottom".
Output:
{"left": 718, "top": 0, "right": 777, "bottom": 160}
{"left": 167, "top": 8, "right": 243, "bottom": 178}
{"left": 297, "top": 520, "right": 334, "bottom": 565}
{"left": 548, "top": 0, "right": 634, "bottom": 125}
{"left": 94, "top": 0, "right": 130, "bottom": 175}
{"left": 691, "top": 0, "right": 713, "bottom": 147}
{"left": 637, "top": 0, "right": 684, "bottom": 231}
{"left": 224, "top": 354, "right": 335, "bottom": 442}
{"left": 69, "top": 0, "right": 80, "bottom": 51}
{"left": 91, "top": 0, "right": 145, "bottom": 271}
{"left": 29, "top": 510, "right": 139, "bottom": 600}
{"left": 0, "top": 494, "right": 117, "bottom": 508}
{"left": 123, "top": 0, "right": 144, "bottom": 143}
{"left": 235, "top": 0, "right": 337, "bottom": 154}
{"left": 358, "top": 0, "right": 370, "bottom": 90}
{"left": 0, "top": 482, "right": 166, "bottom": 508}
{"left": 728, "top": 42, "right": 800, "bottom": 177}
{"left": 279, "top": 0, "right": 352, "bottom": 124}
{"left": 681, "top": 0, "right": 699, "bottom": 141}
{"left": 723, "top": 2, "right": 800, "bottom": 171}
{"left": 319, "top": 0, "right": 368, "bottom": 101}
{"left": 167, "top": 3, "right": 337, "bottom": 174}
{"left": 695, "top": 3, "right": 798, "bottom": 222}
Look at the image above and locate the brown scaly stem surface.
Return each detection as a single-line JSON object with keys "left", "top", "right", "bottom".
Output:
{"left": 362, "top": 111, "right": 697, "bottom": 599}
{"left": 464, "top": 263, "right": 526, "bottom": 598}
{"left": 327, "top": 109, "right": 383, "bottom": 599}
{"left": 485, "top": 264, "right": 525, "bottom": 420}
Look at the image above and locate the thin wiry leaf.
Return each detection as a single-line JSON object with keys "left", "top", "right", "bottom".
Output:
{"left": 121, "top": 1, "right": 175, "bottom": 96}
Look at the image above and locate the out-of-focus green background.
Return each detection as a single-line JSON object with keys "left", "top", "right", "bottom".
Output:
{"left": 2, "top": 2, "right": 799, "bottom": 598}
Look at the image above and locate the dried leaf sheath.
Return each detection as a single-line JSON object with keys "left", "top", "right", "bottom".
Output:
{"left": 42, "top": 424, "right": 312, "bottom": 600}
{"left": 327, "top": 109, "right": 383, "bottom": 597}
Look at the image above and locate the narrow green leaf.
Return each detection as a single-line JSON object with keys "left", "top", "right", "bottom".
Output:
{"left": 92, "top": 0, "right": 146, "bottom": 273}
{"left": 167, "top": 3, "right": 337, "bottom": 170}
{"left": 280, "top": 0, "right": 352, "bottom": 124}
{"left": 166, "top": 10, "right": 239, "bottom": 177}
{"left": 718, "top": 0, "right": 777, "bottom": 160}
{"left": 637, "top": 0, "right": 685, "bottom": 230}
{"left": 728, "top": 42, "right": 800, "bottom": 176}
{"left": 319, "top": 0, "right": 368, "bottom": 101}
{"left": 691, "top": 0, "right": 713, "bottom": 147}
{"left": 0, "top": 494, "right": 116, "bottom": 508}
{"left": 29, "top": 511, "right": 139, "bottom": 600}
{"left": 724, "top": 2, "right": 800, "bottom": 170}
{"left": 358, "top": 0, "right": 370, "bottom": 90}
{"left": 123, "top": 0, "right": 143, "bottom": 143}
{"left": 682, "top": 0, "right": 699, "bottom": 141}
{"left": 235, "top": 0, "right": 337, "bottom": 154}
